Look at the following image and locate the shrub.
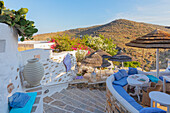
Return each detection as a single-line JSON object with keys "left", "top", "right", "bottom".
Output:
{"left": 124, "top": 61, "right": 141, "bottom": 68}
{"left": 0, "top": 1, "right": 38, "bottom": 41}
{"left": 76, "top": 50, "right": 88, "bottom": 62}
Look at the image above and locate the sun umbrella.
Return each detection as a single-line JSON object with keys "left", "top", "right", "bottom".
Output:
{"left": 108, "top": 50, "right": 134, "bottom": 67}
{"left": 82, "top": 50, "right": 111, "bottom": 78}
{"left": 126, "top": 29, "right": 170, "bottom": 77}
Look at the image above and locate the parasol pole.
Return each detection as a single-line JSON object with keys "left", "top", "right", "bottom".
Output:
{"left": 122, "top": 62, "right": 124, "bottom": 68}
{"left": 156, "top": 49, "right": 159, "bottom": 78}
{"left": 142, "top": 49, "right": 144, "bottom": 71}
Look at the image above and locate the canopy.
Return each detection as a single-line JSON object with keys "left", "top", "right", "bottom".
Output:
{"left": 82, "top": 50, "right": 111, "bottom": 68}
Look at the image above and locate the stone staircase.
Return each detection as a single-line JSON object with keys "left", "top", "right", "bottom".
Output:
{"left": 43, "top": 87, "right": 106, "bottom": 113}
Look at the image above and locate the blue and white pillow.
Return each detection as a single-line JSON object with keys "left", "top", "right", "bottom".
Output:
{"left": 113, "top": 71, "right": 123, "bottom": 81}
{"left": 128, "top": 67, "right": 138, "bottom": 75}
{"left": 119, "top": 69, "right": 128, "bottom": 77}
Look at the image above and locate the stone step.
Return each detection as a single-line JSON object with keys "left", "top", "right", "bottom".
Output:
{"left": 60, "top": 89, "right": 105, "bottom": 112}
{"left": 43, "top": 103, "right": 73, "bottom": 113}
{"left": 75, "top": 88, "right": 106, "bottom": 106}
{"left": 80, "top": 88, "right": 106, "bottom": 104}
{"left": 44, "top": 96, "right": 89, "bottom": 113}
{"left": 50, "top": 91, "right": 104, "bottom": 113}
{"left": 68, "top": 88, "right": 105, "bottom": 109}
{"left": 90, "top": 89, "right": 106, "bottom": 100}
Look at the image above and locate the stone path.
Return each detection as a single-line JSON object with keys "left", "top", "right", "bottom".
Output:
{"left": 43, "top": 87, "right": 106, "bottom": 113}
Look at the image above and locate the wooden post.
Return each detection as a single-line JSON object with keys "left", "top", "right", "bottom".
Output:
{"left": 142, "top": 49, "right": 144, "bottom": 71}
{"left": 156, "top": 49, "right": 159, "bottom": 78}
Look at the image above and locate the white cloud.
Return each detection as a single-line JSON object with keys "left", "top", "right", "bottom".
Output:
{"left": 112, "top": 1, "right": 170, "bottom": 26}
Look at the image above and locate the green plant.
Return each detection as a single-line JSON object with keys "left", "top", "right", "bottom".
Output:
{"left": 124, "top": 61, "right": 141, "bottom": 68}
{"left": 82, "top": 34, "right": 117, "bottom": 56}
{"left": 76, "top": 50, "right": 87, "bottom": 62}
{"left": 0, "top": 1, "right": 38, "bottom": 41}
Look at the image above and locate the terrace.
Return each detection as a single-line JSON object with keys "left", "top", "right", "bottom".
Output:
{"left": 1, "top": 23, "right": 170, "bottom": 113}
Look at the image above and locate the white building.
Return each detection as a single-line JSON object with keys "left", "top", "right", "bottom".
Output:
{"left": 18, "top": 41, "right": 54, "bottom": 50}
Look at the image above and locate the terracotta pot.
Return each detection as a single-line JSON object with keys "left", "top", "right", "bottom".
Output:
{"left": 23, "top": 58, "right": 44, "bottom": 86}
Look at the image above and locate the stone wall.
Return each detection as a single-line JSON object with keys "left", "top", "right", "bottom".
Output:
{"left": 106, "top": 86, "right": 130, "bottom": 113}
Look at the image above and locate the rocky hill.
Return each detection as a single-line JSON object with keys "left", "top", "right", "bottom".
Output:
{"left": 33, "top": 19, "right": 170, "bottom": 70}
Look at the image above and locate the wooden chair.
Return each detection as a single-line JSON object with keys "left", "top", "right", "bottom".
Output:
{"left": 142, "top": 81, "right": 162, "bottom": 106}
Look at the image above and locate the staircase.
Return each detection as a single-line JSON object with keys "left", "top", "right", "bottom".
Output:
{"left": 43, "top": 87, "right": 106, "bottom": 113}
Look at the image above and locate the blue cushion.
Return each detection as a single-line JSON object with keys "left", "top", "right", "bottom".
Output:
{"left": 113, "top": 85, "right": 143, "bottom": 111}
{"left": 159, "top": 76, "right": 170, "bottom": 83}
{"left": 147, "top": 75, "right": 159, "bottom": 83}
{"left": 112, "top": 77, "right": 128, "bottom": 87}
{"left": 140, "top": 107, "right": 166, "bottom": 113}
{"left": 128, "top": 67, "right": 138, "bottom": 75}
{"left": 9, "top": 92, "right": 31, "bottom": 108}
{"left": 130, "top": 101, "right": 143, "bottom": 111}
{"left": 10, "top": 92, "right": 37, "bottom": 113}
{"left": 113, "top": 71, "right": 123, "bottom": 80}
{"left": 119, "top": 69, "right": 128, "bottom": 77}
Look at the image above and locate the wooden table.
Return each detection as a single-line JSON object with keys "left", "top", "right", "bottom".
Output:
{"left": 149, "top": 91, "right": 170, "bottom": 113}
{"left": 163, "top": 76, "right": 170, "bottom": 92}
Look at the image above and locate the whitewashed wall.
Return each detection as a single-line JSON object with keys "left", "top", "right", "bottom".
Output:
{"left": 0, "top": 23, "right": 22, "bottom": 113}
{"left": 20, "top": 49, "right": 78, "bottom": 86}
{"left": 0, "top": 23, "right": 79, "bottom": 113}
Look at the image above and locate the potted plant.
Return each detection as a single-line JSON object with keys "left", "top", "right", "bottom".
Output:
{"left": 0, "top": 1, "right": 38, "bottom": 41}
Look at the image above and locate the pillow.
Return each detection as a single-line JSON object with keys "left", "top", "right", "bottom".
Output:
{"left": 147, "top": 75, "right": 159, "bottom": 83}
{"left": 10, "top": 92, "right": 37, "bottom": 113}
{"left": 8, "top": 92, "right": 31, "bottom": 108}
{"left": 119, "top": 69, "right": 128, "bottom": 77}
{"left": 139, "top": 107, "right": 166, "bottom": 113}
{"left": 128, "top": 67, "right": 138, "bottom": 75}
{"left": 113, "top": 71, "right": 123, "bottom": 80}
{"left": 63, "top": 54, "right": 71, "bottom": 72}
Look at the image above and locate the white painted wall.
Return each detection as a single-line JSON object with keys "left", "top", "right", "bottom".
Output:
{"left": 0, "top": 23, "right": 22, "bottom": 113}
{"left": 18, "top": 41, "right": 54, "bottom": 49}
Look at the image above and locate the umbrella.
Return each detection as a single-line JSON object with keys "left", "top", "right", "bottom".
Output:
{"left": 108, "top": 50, "right": 134, "bottom": 67}
{"left": 126, "top": 29, "right": 170, "bottom": 77}
{"left": 82, "top": 50, "right": 111, "bottom": 68}
{"left": 82, "top": 50, "right": 111, "bottom": 78}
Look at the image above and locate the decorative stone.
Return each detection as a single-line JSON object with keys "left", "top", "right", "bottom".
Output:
{"left": 7, "top": 83, "right": 14, "bottom": 93}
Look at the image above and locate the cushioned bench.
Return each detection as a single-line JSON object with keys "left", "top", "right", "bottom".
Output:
{"left": 113, "top": 85, "right": 143, "bottom": 111}
{"left": 106, "top": 68, "right": 166, "bottom": 113}
{"left": 112, "top": 77, "right": 128, "bottom": 87}
{"left": 159, "top": 76, "right": 170, "bottom": 83}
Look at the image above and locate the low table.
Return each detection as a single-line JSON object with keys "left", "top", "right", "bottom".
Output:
{"left": 149, "top": 91, "right": 170, "bottom": 113}
{"left": 127, "top": 74, "right": 149, "bottom": 101}
{"left": 163, "top": 76, "right": 170, "bottom": 92}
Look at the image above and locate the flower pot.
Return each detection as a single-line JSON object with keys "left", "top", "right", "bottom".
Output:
{"left": 23, "top": 58, "right": 44, "bottom": 86}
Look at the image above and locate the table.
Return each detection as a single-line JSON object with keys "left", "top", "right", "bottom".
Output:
{"left": 127, "top": 74, "right": 149, "bottom": 101}
{"left": 149, "top": 91, "right": 170, "bottom": 113}
{"left": 163, "top": 76, "right": 170, "bottom": 92}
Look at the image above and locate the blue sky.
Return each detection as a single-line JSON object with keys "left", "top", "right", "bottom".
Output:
{"left": 4, "top": 0, "right": 170, "bottom": 34}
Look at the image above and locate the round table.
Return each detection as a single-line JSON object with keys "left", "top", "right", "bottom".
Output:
{"left": 149, "top": 91, "right": 170, "bottom": 113}
{"left": 127, "top": 74, "right": 149, "bottom": 101}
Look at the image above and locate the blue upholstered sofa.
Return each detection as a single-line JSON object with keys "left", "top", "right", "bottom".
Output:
{"left": 106, "top": 68, "right": 166, "bottom": 113}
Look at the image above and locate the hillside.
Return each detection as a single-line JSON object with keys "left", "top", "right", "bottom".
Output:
{"left": 33, "top": 19, "right": 170, "bottom": 70}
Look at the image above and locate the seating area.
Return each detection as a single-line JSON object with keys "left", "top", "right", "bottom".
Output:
{"left": 106, "top": 67, "right": 169, "bottom": 113}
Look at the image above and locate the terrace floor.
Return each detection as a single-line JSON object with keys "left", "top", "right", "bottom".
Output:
{"left": 43, "top": 87, "right": 106, "bottom": 113}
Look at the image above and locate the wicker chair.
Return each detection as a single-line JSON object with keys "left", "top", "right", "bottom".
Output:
{"left": 142, "top": 81, "right": 162, "bottom": 106}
